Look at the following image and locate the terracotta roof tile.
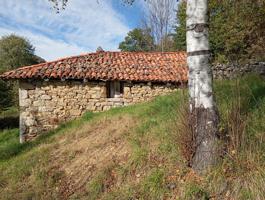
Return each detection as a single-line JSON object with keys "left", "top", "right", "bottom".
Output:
{"left": 0, "top": 51, "right": 187, "bottom": 83}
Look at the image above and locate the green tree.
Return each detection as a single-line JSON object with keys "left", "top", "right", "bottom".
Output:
{"left": 0, "top": 80, "right": 12, "bottom": 110}
{"left": 174, "top": 0, "right": 265, "bottom": 62}
{"left": 119, "top": 28, "right": 155, "bottom": 52}
{"left": 0, "top": 34, "right": 44, "bottom": 73}
{"left": 174, "top": 1, "right": 186, "bottom": 51}
{"left": 210, "top": 0, "right": 265, "bottom": 62}
{"left": 0, "top": 34, "right": 45, "bottom": 110}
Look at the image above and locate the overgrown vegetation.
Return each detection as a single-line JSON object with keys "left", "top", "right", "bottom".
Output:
{"left": 0, "top": 34, "right": 45, "bottom": 112}
{"left": 0, "top": 75, "right": 264, "bottom": 199}
{"left": 119, "top": 0, "right": 265, "bottom": 63}
{"left": 174, "top": 0, "right": 265, "bottom": 63}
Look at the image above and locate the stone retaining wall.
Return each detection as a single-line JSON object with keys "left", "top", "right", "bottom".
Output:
{"left": 19, "top": 80, "right": 179, "bottom": 141}
{"left": 212, "top": 62, "right": 265, "bottom": 79}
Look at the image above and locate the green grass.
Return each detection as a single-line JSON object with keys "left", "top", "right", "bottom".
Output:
{"left": 0, "top": 74, "right": 264, "bottom": 199}
{"left": 0, "top": 106, "right": 18, "bottom": 119}
{"left": 184, "top": 182, "right": 210, "bottom": 200}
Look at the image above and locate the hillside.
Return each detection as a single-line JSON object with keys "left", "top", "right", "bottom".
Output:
{"left": 0, "top": 75, "right": 264, "bottom": 199}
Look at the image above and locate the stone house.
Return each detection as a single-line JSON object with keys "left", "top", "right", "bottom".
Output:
{"left": 0, "top": 51, "right": 187, "bottom": 142}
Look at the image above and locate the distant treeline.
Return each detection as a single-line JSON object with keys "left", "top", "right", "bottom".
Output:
{"left": 119, "top": 0, "right": 265, "bottom": 63}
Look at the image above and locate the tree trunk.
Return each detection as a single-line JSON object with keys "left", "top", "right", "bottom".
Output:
{"left": 186, "top": 0, "right": 220, "bottom": 174}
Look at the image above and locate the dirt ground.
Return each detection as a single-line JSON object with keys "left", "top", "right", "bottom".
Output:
{"left": 49, "top": 115, "right": 137, "bottom": 198}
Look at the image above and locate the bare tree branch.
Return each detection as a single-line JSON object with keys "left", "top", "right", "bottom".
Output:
{"left": 144, "top": 0, "right": 176, "bottom": 52}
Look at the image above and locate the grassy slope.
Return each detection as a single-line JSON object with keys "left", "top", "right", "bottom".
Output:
{"left": 0, "top": 75, "right": 264, "bottom": 199}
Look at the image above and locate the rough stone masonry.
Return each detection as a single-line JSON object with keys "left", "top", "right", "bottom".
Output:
{"left": 19, "top": 80, "right": 179, "bottom": 141}
{"left": 0, "top": 51, "right": 188, "bottom": 142}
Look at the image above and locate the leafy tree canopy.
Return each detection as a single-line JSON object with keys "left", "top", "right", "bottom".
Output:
{"left": 119, "top": 28, "right": 155, "bottom": 52}
{"left": 0, "top": 34, "right": 45, "bottom": 111}
{"left": 0, "top": 34, "right": 45, "bottom": 73}
{"left": 174, "top": 0, "right": 265, "bottom": 63}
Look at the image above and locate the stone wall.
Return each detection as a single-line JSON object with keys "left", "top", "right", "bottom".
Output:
{"left": 19, "top": 80, "right": 179, "bottom": 141}
{"left": 212, "top": 62, "right": 265, "bottom": 79}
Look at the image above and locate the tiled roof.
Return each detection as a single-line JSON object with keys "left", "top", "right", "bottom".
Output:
{"left": 0, "top": 51, "right": 187, "bottom": 83}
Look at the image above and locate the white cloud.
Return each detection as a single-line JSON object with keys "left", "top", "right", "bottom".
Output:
{"left": 0, "top": 0, "right": 130, "bottom": 61}
{"left": 0, "top": 27, "right": 87, "bottom": 61}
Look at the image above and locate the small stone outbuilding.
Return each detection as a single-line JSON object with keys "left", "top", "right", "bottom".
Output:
{"left": 0, "top": 51, "right": 187, "bottom": 142}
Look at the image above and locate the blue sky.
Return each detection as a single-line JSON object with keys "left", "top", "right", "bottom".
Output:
{"left": 0, "top": 0, "right": 146, "bottom": 61}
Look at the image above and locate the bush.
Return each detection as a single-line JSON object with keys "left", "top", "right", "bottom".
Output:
{"left": 0, "top": 80, "right": 12, "bottom": 111}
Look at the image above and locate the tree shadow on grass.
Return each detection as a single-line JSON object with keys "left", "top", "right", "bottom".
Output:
{"left": 0, "top": 116, "right": 19, "bottom": 130}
